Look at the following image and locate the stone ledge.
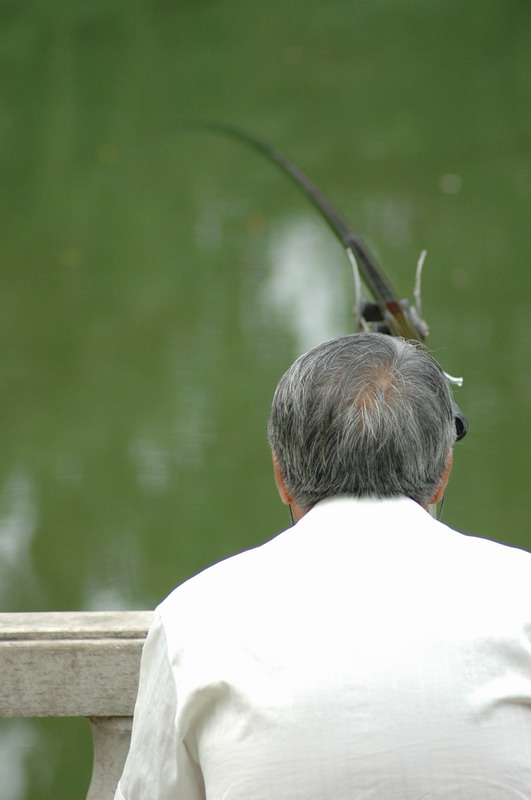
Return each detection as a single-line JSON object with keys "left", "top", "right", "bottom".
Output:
{"left": 0, "top": 611, "right": 152, "bottom": 717}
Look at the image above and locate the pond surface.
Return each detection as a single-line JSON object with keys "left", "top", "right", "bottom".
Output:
{"left": 0, "top": 1, "right": 530, "bottom": 797}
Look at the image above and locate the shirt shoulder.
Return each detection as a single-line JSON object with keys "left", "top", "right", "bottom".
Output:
{"left": 156, "top": 526, "right": 296, "bottom": 636}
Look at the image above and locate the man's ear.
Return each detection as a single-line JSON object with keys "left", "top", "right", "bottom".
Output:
{"left": 429, "top": 450, "right": 453, "bottom": 506}
{"left": 272, "top": 452, "right": 293, "bottom": 506}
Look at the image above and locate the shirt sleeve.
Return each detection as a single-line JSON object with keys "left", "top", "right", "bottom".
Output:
{"left": 114, "top": 609, "right": 205, "bottom": 800}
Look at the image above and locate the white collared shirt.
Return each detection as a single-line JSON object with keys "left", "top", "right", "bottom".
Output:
{"left": 116, "top": 497, "right": 531, "bottom": 799}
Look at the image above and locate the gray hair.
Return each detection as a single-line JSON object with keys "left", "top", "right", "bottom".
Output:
{"left": 268, "top": 333, "right": 455, "bottom": 510}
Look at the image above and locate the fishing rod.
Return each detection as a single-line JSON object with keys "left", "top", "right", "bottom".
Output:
{"left": 186, "top": 121, "right": 467, "bottom": 441}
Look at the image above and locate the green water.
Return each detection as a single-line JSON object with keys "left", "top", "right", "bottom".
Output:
{"left": 0, "top": 1, "right": 530, "bottom": 797}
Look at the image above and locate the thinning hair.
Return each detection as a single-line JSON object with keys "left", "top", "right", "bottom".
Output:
{"left": 268, "top": 333, "right": 455, "bottom": 510}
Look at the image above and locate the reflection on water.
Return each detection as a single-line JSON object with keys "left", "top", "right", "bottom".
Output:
{"left": 194, "top": 198, "right": 231, "bottom": 252}
{"left": 363, "top": 195, "right": 413, "bottom": 249}
{"left": 263, "top": 217, "right": 348, "bottom": 353}
{"left": 0, "top": 471, "right": 38, "bottom": 607}
{"left": 83, "top": 530, "right": 138, "bottom": 611}
{"left": 131, "top": 436, "right": 173, "bottom": 493}
{"left": 0, "top": 720, "right": 38, "bottom": 800}
{"left": 172, "top": 382, "right": 216, "bottom": 469}
{"left": 84, "top": 582, "right": 132, "bottom": 612}
{"left": 439, "top": 173, "right": 463, "bottom": 195}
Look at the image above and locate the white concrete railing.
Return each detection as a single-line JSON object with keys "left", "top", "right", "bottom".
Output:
{"left": 0, "top": 611, "right": 152, "bottom": 800}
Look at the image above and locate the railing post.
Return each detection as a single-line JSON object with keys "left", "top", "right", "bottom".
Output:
{"left": 87, "top": 716, "right": 134, "bottom": 800}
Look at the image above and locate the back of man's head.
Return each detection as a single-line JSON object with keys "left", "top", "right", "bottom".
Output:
{"left": 268, "top": 333, "right": 455, "bottom": 511}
